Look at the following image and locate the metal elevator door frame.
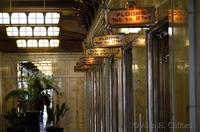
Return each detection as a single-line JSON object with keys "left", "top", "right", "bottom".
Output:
{"left": 146, "top": 17, "right": 170, "bottom": 132}
{"left": 108, "top": 56, "right": 120, "bottom": 132}
{"left": 122, "top": 43, "right": 133, "bottom": 132}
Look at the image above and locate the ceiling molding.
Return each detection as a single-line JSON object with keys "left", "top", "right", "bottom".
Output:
{"left": 0, "top": 8, "right": 78, "bottom": 13}
{"left": 60, "top": 30, "right": 86, "bottom": 40}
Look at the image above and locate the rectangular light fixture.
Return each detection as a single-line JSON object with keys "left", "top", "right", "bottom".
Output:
{"left": 17, "top": 39, "right": 60, "bottom": 48}
{"left": 0, "top": 13, "right": 10, "bottom": 24}
{"left": 1, "top": 12, "right": 61, "bottom": 48}
{"left": 6, "top": 26, "right": 60, "bottom": 37}
{"left": 17, "top": 39, "right": 26, "bottom": 47}
{"left": 27, "top": 39, "right": 38, "bottom": 47}
{"left": 0, "top": 12, "right": 60, "bottom": 25}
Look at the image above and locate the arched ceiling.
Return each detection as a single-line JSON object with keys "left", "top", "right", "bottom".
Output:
{"left": 0, "top": 0, "right": 102, "bottom": 53}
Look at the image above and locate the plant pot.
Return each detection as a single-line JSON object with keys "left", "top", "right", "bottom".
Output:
{"left": 46, "top": 127, "right": 64, "bottom": 132}
{"left": 25, "top": 111, "right": 41, "bottom": 132}
{"left": 7, "top": 127, "right": 26, "bottom": 132}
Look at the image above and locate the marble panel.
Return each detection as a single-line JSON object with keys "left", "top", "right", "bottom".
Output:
{"left": 67, "top": 77, "right": 85, "bottom": 130}
{"left": 0, "top": 53, "right": 86, "bottom": 132}
{"left": 52, "top": 60, "right": 67, "bottom": 76}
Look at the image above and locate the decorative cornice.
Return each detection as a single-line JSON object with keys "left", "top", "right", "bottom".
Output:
{"left": 0, "top": 8, "right": 78, "bottom": 13}
{"left": 60, "top": 30, "right": 86, "bottom": 40}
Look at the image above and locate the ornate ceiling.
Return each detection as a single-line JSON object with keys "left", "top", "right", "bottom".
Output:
{"left": 0, "top": 0, "right": 102, "bottom": 53}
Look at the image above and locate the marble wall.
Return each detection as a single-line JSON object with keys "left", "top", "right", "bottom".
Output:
{"left": 0, "top": 53, "right": 86, "bottom": 132}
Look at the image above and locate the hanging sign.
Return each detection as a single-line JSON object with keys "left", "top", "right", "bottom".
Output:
{"left": 74, "top": 66, "right": 91, "bottom": 72}
{"left": 134, "top": 35, "right": 145, "bottom": 46}
{"left": 85, "top": 48, "right": 110, "bottom": 57}
{"left": 74, "top": 62, "right": 95, "bottom": 72}
{"left": 92, "top": 34, "right": 126, "bottom": 47}
{"left": 107, "top": 1, "right": 156, "bottom": 27}
{"left": 79, "top": 57, "right": 101, "bottom": 65}
{"left": 74, "top": 58, "right": 101, "bottom": 72}
{"left": 168, "top": 9, "right": 187, "bottom": 24}
{"left": 74, "top": 66, "right": 88, "bottom": 72}
{"left": 75, "top": 65, "right": 94, "bottom": 69}
{"left": 76, "top": 62, "right": 95, "bottom": 69}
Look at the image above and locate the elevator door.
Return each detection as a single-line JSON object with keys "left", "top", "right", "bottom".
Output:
{"left": 146, "top": 17, "right": 170, "bottom": 132}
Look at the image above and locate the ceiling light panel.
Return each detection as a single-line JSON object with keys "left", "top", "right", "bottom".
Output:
{"left": 17, "top": 39, "right": 26, "bottom": 47}
{"left": 6, "top": 27, "right": 18, "bottom": 36}
{"left": 11, "top": 13, "right": 27, "bottom": 24}
{"left": 0, "top": 12, "right": 60, "bottom": 25}
{"left": 20, "top": 27, "right": 32, "bottom": 36}
{"left": 1, "top": 12, "right": 61, "bottom": 48}
{"left": 28, "top": 13, "right": 44, "bottom": 24}
{"left": 27, "top": 39, "right": 37, "bottom": 47}
{"left": 17, "top": 39, "right": 60, "bottom": 48}
{"left": 0, "top": 13, "right": 9, "bottom": 24}
{"left": 39, "top": 39, "right": 49, "bottom": 47}
{"left": 6, "top": 26, "right": 60, "bottom": 37}
{"left": 34, "top": 27, "right": 46, "bottom": 36}
{"left": 48, "top": 27, "right": 60, "bottom": 36}
{"left": 45, "top": 13, "right": 60, "bottom": 24}
{"left": 50, "top": 39, "right": 59, "bottom": 47}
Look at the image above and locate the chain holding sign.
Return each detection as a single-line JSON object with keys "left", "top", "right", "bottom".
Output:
{"left": 106, "top": 1, "right": 156, "bottom": 27}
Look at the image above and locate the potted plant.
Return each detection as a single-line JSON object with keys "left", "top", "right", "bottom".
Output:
{"left": 4, "top": 72, "right": 62, "bottom": 132}
{"left": 46, "top": 103, "right": 69, "bottom": 132}
{"left": 1, "top": 107, "right": 26, "bottom": 132}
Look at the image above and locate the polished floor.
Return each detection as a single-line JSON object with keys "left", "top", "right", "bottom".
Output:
{"left": 40, "top": 109, "right": 48, "bottom": 132}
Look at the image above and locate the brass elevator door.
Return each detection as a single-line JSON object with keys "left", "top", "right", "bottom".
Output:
{"left": 146, "top": 17, "right": 170, "bottom": 132}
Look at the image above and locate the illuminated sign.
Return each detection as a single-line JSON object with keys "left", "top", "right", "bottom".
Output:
{"left": 77, "top": 65, "right": 93, "bottom": 69}
{"left": 134, "top": 35, "right": 145, "bottom": 46}
{"left": 107, "top": 1, "right": 156, "bottom": 27}
{"left": 79, "top": 57, "right": 101, "bottom": 65}
{"left": 74, "top": 66, "right": 91, "bottom": 72}
{"left": 92, "top": 34, "right": 126, "bottom": 47}
{"left": 85, "top": 48, "right": 110, "bottom": 57}
{"left": 76, "top": 62, "right": 94, "bottom": 69}
{"left": 168, "top": 9, "right": 187, "bottom": 24}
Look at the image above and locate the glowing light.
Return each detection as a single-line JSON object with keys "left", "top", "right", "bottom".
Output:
{"left": 6, "top": 27, "right": 18, "bottom": 36}
{"left": 27, "top": 39, "right": 37, "bottom": 47}
{"left": 120, "top": 28, "right": 141, "bottom": 34}
{"left": 28, "top": 13, "right": 44, "bottom": 24}
{"left": 17, "top": 39, "right": 26, "bottom": 47}
{"left": 0, "top": 13, "right": 9, "bottom": 24}
{"left": 17, "top": 39, "right": 60, "bottom": 48}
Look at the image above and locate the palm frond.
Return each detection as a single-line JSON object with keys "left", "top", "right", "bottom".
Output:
{"left": 4, "top": 88, "right": 29, "bottom": 102}
{"left": 5, "top": 72, "right": 63, "bottom": 112}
